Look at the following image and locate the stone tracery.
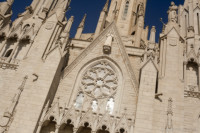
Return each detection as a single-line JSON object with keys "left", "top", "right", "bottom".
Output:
{"left": 81, "top": 61, "right": 118, "bottom": 99}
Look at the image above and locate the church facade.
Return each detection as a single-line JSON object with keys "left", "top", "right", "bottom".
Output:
{"left": 0, "top": 0, "right": 199, "bottom": 132}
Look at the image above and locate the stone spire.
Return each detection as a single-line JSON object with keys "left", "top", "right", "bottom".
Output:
{"left": 60, "top": 16, "right": 74, "bottom": 51}
{"left": 56, "top": 0, "right": 70, "bottom": 22}
{"left": 75, "top": 14, "right": 87, "bottom": 39}
{"left": 94, "top": 0, "right": 109, "bottom": 38}
{"left": 103, "top": 0, "right": 109, "bottom": 12}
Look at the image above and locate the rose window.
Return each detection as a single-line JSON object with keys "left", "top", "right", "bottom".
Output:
{"left": 81, "top": 61, "right": 118, "bottom": 98}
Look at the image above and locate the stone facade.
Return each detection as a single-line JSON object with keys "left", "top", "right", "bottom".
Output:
{"left": 0, "top": 0, "right": 200, "bottom": 133}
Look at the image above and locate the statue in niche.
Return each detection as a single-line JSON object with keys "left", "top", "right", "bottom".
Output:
{"left": 106, "top": 98, "right": 114, "bottom": 114}
{"left": 167, "top": 1, "right": 178, "bottom": 23}
{"left": 74, "top": 93, "right": 84, "bottom": 109}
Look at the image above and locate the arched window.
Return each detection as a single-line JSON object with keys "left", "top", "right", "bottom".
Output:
{"left": 197, "top": 13, "right": 200, "bottom": 34}
{"left": 4, "top": 49, "right": 13, "bottom": 57}
{"left": 75, "top": 60, "right": 121, "bottom": 113}
{"left": 74, "top": 92, "right": 84, "bottom": 109}
{"left": 23, "top": 24, "right": 30, "bottom": 33}
{"left": 106, "top": 98, "right": 114, "bottom": 114}
{"left": 123, "top": 1, "right": 129, "bottom": 19}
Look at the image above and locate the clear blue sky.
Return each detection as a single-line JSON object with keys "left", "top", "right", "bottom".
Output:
{"left": 1, "top": 0, "right": 184, "bottom": 42}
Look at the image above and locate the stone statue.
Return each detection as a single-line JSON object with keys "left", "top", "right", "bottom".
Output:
{"left": 167, "top": 1, "right": 178, "bottom": 23}
{"left": 92, "top": 100, "right": 98, "bottom": 111}
{"left": 74, "top": 93, "right": 84, "bottom": 109}
{"left": 138, "top": 3, "right": 144, "bottom": 16}
{"left": 106, "top": 98, "right": 114, "bottom": 114}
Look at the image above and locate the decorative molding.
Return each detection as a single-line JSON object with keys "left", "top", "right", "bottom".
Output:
{"left": 0, "top": 57, "right": 19, "bottom": 70}
{"left": 185, "top": 90, "right": 200, "bottom": 99}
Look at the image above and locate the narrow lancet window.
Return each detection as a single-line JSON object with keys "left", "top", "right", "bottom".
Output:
{"left": 4, "top": 49, "right": 13, "bottom": 57}
{"left": 74, "top": 92, "right": 84, "bottom": 109}
{"left": 135, "top": 5, "right": 140, "bottom": 25}
{"left": 123, "top": 1, "right": 129, "bottom": 19}
{"left": 197, "top": 13, "right": 200, "bottom": 34}
{"left": 185, "top": 15, "right": 187, "bottom": 35}
{"left": 106, "top": 98, "right": 114, "bottom": 114}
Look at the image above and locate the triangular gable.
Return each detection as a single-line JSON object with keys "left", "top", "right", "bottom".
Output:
{"left": 62, "top": 22, "right": 139, "bottom": 94}
{"left": 160, "top": 27, "right": 184, "bottom": 42}
{"left": 194, "top": 6, "right": 200, "bottom": 12}
{"left": 140, "top": 58, "right": 158, "bottom": 72}
{"left": 187, "top": 49, "right": 198, "bottom": 62}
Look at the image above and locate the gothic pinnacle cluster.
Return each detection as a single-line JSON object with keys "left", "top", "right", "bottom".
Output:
{"left": 0, "top": 0, "right": 200, "bottom": 133}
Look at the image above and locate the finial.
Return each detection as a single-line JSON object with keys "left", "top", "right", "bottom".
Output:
{"left": 78, "top": 14, "right": 87, "bottom": 28}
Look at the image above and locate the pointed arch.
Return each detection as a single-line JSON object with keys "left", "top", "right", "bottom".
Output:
{"left": 186, "top": 61, "right": 199, "bottom": 92}
{"left": 4, "top": 49, "right": 13, "bottom": 57}
{"left": 69, "top": 56, "right": 123, "bottom": 113}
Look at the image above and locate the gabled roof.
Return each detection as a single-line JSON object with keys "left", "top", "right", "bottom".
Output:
{"left": 62, "top": 22, "right": 139, "bottom": 94}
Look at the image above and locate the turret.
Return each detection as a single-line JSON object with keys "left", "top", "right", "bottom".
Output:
{"left": 75, "top": 14, "right": 87, "bottom": 39}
